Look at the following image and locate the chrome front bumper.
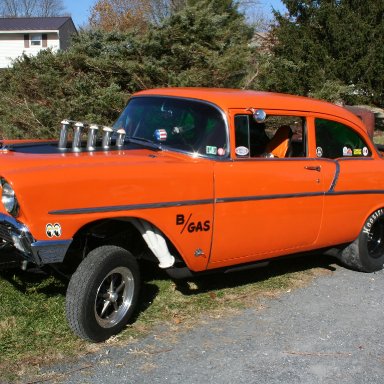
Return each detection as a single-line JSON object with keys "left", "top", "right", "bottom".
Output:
{"left": 0, "top": 213, "right": 72, "bottom": 266}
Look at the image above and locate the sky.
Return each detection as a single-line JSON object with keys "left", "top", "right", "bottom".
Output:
{"left": 64, "top": 0, "right": 287, "bottom": 29}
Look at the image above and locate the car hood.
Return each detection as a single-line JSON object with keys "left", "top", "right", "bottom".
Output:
{"left": 0, "top": 141, "right": 214, "bottom": 239}
{"left": 0, "top": 141, "right": 194, "bottom": 176}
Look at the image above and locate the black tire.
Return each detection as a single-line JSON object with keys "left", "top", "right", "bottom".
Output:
{"left": 66, "top": 245, "right": 140, "bottom": 342}
{"left": 338, "top": 208, "right": 384, "bottom": 272}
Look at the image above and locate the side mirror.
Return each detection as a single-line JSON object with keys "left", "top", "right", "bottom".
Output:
{"left": 253, "top": 109, "right": 267, "bottom": 123}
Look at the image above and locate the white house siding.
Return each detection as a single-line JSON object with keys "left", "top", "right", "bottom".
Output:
{"left": 0, "top": 34, "right": 23, "bottom": 68}
{"left": 47, "top": 33, "right": 59, "bottom": 50}
{"left": 0, "top": 32, "right": 59, "bottom": 68}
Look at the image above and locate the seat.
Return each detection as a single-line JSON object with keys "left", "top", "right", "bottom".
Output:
{"left": 264, "top": 125, "right": 293, "bottom": 158}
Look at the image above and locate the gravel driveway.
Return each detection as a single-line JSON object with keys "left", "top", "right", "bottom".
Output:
{"left": 47, "top": 262, "right": 384, "bottom": 384}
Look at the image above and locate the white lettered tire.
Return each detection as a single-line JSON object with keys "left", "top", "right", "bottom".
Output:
{"left": 338, "top": 208, "right": 384, "bottom": 272}
{"left": 66, "top": 245, "right": 140, "bottom": 342}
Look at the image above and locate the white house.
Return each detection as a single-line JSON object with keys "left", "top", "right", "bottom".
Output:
{"left": 0, "top": 17, "right": 77, "bottom": 68}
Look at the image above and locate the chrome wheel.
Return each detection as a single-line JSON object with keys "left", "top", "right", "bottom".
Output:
{"left": 66, "top": 245, "right": 140, "bottom": 342}
{"left": 95, "top": 266, "right": 135, "bottom": 328}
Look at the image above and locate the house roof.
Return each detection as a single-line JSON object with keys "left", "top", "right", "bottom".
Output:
{"left": 0, "top": 17, "right": 75, "bottom": 32}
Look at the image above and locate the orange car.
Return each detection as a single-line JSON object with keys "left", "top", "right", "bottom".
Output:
{"left": 0, "top": 88, "right": 383, "bottom": 341}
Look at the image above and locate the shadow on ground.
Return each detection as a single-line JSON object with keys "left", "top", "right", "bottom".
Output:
{"left": 138, "top": 253, "right": 338, "bottom": 315}
{"left": 173, "top": 254, "right": 337, "bottom": 296}
{"left": 0, "top": 253, "right": 339, "bottom": 322}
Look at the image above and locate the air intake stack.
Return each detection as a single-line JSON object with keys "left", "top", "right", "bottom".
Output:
{"left": 72, "top": 122, "right": 84, "bottom": 152}
{"left": 58, "top": 120, "right": 70, "bottom": 150}
{"left": 102, "top": 126, "right": 113, "bottom": 149}
{"left": 116, "top": 128, "right": 126, "bottom": 148}
{"left": 87, "top": 124, "right": 99, "bottom": 151}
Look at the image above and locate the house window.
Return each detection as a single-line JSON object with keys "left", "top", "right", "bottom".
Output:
{"left": 31, "top": 34, "right": 42, "bottom": 46}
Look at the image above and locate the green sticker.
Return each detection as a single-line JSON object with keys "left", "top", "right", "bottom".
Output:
{"left": 206, "top": 146, "right": 218, "bottom": 155}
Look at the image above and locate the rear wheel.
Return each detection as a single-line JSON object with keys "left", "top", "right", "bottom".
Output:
{"left": 339, "top": 208, "right": 384, "bottom": 272}
{"left": 66, "top": 245, "right": 140, "bottom": 342}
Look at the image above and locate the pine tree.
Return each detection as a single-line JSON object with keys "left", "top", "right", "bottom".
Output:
{"left": 262, "top": 0, "right": 384, "bottom": 106}
{"left": 135, "top": 0, "right": 254, "bottom": 87}
{"left": 0, "top": 0, "right": 255, "bottom": 138}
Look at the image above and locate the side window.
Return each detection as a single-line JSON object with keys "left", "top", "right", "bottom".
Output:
{"left": 315, "top": 119, "right": 371, "bottom": 159}
{"left": 234, "top": 115, "right": 251, "bottom": 156}
{"left": 234, "top": 115, "right": 305, "bottom": 158}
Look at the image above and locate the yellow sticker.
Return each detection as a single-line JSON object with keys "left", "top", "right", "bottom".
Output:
{"left": 353, "top": 149, "right": 362, "bottom": 156}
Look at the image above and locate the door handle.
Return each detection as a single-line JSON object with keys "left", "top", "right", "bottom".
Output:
{"left": 305, "top": 166, "right": 321, "bottom": 172}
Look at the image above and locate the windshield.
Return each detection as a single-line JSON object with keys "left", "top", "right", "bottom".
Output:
{"left": 113, "top": 96, "right": 228, "bottom": 158}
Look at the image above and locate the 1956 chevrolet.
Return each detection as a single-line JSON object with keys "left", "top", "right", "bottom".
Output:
{"left": 0, "top": 88, "right": 383, "bottom": 341}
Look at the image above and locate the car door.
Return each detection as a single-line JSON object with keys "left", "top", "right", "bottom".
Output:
{"left": 208, "top": 111, "right": 335, "bottom": 269}
{"left": 313, "top": 116, "right": 384, "bottom": 246}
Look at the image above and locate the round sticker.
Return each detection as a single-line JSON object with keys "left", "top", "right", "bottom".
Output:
{"left": 316, "top": 147, "right": 323, "bottom": 158}
{"left": 235, "top": 146, "right": 249, "bottom": 156}
{"left": 217, "top": 148, "right": 225, "bottom": 156}
{"left": 363, "top": 147, "right": 369, "bottom": 157}
{"left": 154, "top": 129, "right": 167, "bottom": 142}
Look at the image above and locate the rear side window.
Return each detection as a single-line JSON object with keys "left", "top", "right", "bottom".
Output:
{"left": 315, "top": 119, "right": 371, "bottom": 159}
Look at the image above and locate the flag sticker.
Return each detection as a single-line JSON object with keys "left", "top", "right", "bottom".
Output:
{"left": 154, "top": 129, "right": 167, "bottom": 141}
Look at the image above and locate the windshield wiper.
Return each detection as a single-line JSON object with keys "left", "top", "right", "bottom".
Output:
{"left": 128, "top": 137, "right": 162, "bottom": 150}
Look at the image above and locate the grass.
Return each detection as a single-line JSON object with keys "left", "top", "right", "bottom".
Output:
{"left": 0, "top": 255, "right": 335, "bottom": 383}
{"left": 0, "top": 270, "right": 85, "bottom": 382}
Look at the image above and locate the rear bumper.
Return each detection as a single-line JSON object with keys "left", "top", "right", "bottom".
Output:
{"left": 0, "top": 213, "right": 72, "bottom": 266}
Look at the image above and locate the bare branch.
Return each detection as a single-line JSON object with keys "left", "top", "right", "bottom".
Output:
{"left": 0, "top": 0, "right": 66, "bottom": 17}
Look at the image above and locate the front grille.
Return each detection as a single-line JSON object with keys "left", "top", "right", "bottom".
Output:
{"left": 0, "top": 223, "right": 13, "bottom": 243}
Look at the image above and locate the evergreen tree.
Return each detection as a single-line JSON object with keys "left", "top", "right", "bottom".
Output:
{"left": 260, "top": 0, "right": 384, "bottom": 106}
{"left": 135, "top": 0, "right": 254, "bottom": 87}
{"left": 0, "top": 0, "right": 254, "bottom": 138}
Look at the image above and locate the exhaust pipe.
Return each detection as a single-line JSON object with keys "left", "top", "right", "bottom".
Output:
{"left": 72, "top": 122, "right": 84, "bottom": 152}
{"left": 102, "top": 126, "right": 113, "bottom": 149}
{"left": 87, "top": 124, "right": 99, "bottom": 151}
{"left": 116, "top": 128, "right": 126, "bottom": 148}
{"left": 58, "top": 120, "right": 70, "bottom": 150}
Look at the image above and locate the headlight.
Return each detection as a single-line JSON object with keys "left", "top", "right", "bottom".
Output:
{"left": 1, "top": 178, "right": 19, "bottom": 217}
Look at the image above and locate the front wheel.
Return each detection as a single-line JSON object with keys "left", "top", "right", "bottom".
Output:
{"left": 338, "top": 208, "right": 384, "bottom": 272}
{"left": 66, "top": 245, "right": 140, "bottom": 342}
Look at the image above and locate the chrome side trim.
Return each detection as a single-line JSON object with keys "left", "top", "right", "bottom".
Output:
{"left": 328, "top": 190, "right": 384, "bottom": 196}
{"left": 31, "top": 240, "right": 72, "bottom": 264}
{"left": 337, "top": 157, "right": 375, "bottom": 162}
{"left": 49, "top": 189, "right": 384, "bottom": 217}
{"left": 329, "top": 161, "right": 340, "bottom": 192}
{"left": 216, "top": 192, "right": 324, "bottom": 204}
{"left": 49, "top": 199, "right": 214, "bottom": 215}
{"left": 217, "top": 190, "right": 384, "bottom": 204}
